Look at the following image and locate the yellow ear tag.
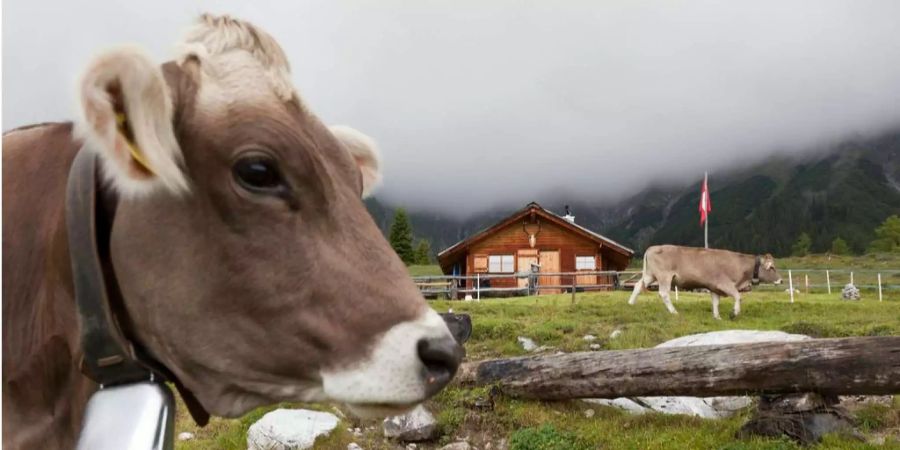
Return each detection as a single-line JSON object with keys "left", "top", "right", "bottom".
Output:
{"left": 115, "top": 113, "right": 155, "bottom": 175}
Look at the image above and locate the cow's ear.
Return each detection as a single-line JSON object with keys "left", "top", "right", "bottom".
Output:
{"left": 330, "top": 125, "right": 382, "bottom": 198}
{"left": 76, "top": 46, "right": 188, "bottom": 197}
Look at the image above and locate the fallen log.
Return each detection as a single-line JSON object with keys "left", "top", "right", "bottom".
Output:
{"left": 458, "top": 336, "right": 900, "bottom": 399}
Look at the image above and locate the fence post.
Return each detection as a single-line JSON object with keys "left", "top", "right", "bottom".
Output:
{"left": 674, "top": 285, "right": 679, "bottom": 301}
{"left": 476, "top": 274, "right": 481, "bottom": 302}
{"left": 805, "top": 274, "right": 809, "bottom": 294}
{"left": 788, "top": 270, "right": 794, "bottom": 303}
{"left": 826, "top": 270, "right": 831, "bottom": 294}
{"left": 878, "top": 273, "right": 883, "bottom": 302}
{"left": 851, "top": 272, "right": 854, "bottom": 285}
{"left": 571, "top": 275, "right": 576, "bottom": 305}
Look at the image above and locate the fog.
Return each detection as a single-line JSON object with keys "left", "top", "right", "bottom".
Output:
{"left": 5, "top": 1, "right": 900, "bottom": 214}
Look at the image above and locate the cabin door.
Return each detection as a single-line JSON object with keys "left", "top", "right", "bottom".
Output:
{"left": 517, "top": 249, "right": 539, "bottom": 289}
{"left": 538, "top": 250, "right": 561, "bottom": 294}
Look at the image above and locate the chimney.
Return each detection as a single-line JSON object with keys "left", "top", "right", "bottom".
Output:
{"left": 563, "top": 205, "right": 575, "bottom": 223}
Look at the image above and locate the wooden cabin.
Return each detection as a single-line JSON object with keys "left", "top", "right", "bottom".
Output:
{"left": 437, "top": 202, "right": 634, "bottom": 295}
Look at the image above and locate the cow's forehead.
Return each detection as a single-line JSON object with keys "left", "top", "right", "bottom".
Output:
{"left": 193, "top": 51, "right": 290, "bottom": 118}
{"left": 177, "top": 14, "right": 297, "bottom": 116}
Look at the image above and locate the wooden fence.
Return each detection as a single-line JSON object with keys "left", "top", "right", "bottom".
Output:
{"left": 414, "top": 269, "right": 900, "bottom": 301}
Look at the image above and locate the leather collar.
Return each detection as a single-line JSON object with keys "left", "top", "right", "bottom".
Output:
{"left": 66, "top": 148, "right": 210, "bottom": 426}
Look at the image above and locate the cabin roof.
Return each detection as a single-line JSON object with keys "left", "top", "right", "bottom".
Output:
{"left": 437, "top": 202, "right": 633, "bottom": 272}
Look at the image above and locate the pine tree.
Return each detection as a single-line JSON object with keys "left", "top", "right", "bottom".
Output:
{"left": 868, "top": 215, "right": 900, "bottom": 253}
{"left": 830, "top": 237, "right": 850, "bottom": 255}
{"left": 389, "top": 208, "right": 415, "bottom": 264}
{"left": 791, "top": 232, "right": 811, "bottom": 257}
{"left": 413, "top": 239, "right": 432, "bottom": 265}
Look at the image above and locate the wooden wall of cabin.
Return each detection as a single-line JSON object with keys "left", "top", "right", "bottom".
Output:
{"left": 464, "top": 219, "right": 606, "bottom": 290}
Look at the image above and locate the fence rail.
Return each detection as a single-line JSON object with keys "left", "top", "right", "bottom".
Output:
{"left": 414, "top": 268, "right": 900, "bottom": 301}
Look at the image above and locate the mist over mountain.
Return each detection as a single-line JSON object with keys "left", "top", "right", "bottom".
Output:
{"left": 368, "top": 129, "right": 900, "bottom": 257}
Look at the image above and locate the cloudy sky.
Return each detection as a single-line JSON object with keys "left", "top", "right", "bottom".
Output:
{"left": 5, "top": 1, "right": 900, "bottom": 214}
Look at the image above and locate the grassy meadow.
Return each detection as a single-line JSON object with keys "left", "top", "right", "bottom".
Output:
{"left": 175, "top": 288, "right": 900, "bottom": 450}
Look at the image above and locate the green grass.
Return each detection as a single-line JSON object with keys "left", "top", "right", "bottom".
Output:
{"left": 176, "top": 291, "right": 900, "bottom": 450}
{"left": 408, "top": 264, "right": 443, "bottom": 277}
{"left": 780, "top": 253, "right": 900, "bottom": 270}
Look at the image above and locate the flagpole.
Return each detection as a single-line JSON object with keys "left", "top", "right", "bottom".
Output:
{"left": 704, "top": 172, "right": 709, "bottom": 249}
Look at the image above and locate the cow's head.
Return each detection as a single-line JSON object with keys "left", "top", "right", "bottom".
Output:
{"left": 758, "top": 253, "right": 782, "bottom": 284}
{"left": 74, "top": 14, "right": 461, "bottom": 418}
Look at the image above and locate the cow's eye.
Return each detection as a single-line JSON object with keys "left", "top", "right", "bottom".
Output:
{"left": 233, "top": 155, "right": 284, "bottom": 192}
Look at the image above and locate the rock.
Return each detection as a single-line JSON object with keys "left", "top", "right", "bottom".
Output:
{"left": 589, "top": 343, "right": 601, "bottom": 350}
{"left": 583, "top": 334, "right": 597, "bottom": 341}
{"left": 406, "top": 444, "right": 417, "bottom": 450}
{"left": 585, "top": 330, "right": 810, "bottom": 419}
{"left": 517, "top": 336, "right": 538, "bottom": 352}
{"left": 383, "top": 405, "right": 438, "bottom": 442}
{"left": 347, "top": 443, "right": 363, "bottom": 450}
{"left": 738, "top": 393, "right": 859, "bottom": 446}
{"left": 609, "top": 329, "right": 623, "bottom": 339}
{"left": 440, "top": 442, "right": 472, "bottom": 450}
{"left": 584, "top": 408, "right": 595, "bottom": 418}
{"left": 842, "top": 284, "right": 861, "bottom": 300}
{"left": 177, "top": 432, "right": 194, "bottom": 441}
{"left": 247, "top": 408, "right": 339, "bottom": 450}
{"left": 533, "top": 345, "right": 555, "bottom": 353}
{"left": 584, "top": 398, "right": 649, "bottom": 415}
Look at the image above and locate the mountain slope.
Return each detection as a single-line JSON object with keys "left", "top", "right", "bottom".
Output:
{"left": 368, "top": 130, "right": 900, "bottom": 257}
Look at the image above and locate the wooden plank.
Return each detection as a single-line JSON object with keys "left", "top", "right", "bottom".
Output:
{"left": 539, "top": 250, "right": 561, "bottom": 294}
{"left": 459, "top": 337, "right": 900, "bottom": 398}
{"left": 517, "top": 250, "right": 539, "bottom": 289}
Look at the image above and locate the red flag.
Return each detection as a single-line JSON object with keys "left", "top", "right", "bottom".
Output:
{"left": 699, "top": 173, "right": 712, "bottom": 225}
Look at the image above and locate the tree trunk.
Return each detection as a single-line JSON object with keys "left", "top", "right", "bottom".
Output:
{"left": 459, "top": 337, "right": 900, "bottom": 399}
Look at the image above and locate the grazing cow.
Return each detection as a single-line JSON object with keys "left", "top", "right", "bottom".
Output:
{"left": 627, "top": 245, "right": 782, "bottom": 319}
{"left": 2, "top": 15, "right": 462, "bottom": 449}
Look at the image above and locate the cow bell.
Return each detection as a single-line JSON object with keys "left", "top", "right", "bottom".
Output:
{"left": 76, "top": 382, "right": 175, "bottom": 450}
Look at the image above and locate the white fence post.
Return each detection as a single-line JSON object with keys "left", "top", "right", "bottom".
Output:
{"left": 826, "top": 270, "right": 831, "bottom": 294}
{"left": 851, "top": 272, "right": 855, "bottom": 285}
{"left": 675, "top": 285, "right": 679, "bottom": 301}
{"left": 878, "top": 273, "right": 883, "bottom": 302}
{"left": 805, "top": 274, "right": 809, "bottom": 294}
{"left": 788, "top": 270, "right": 794, "bottom": 303}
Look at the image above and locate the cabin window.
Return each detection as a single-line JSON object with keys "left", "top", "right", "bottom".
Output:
{"left": 488, "top": 255, "right": 515, "bottom": 273}
{"left": 575, "top": 256, "right": 596, "bottom": 271}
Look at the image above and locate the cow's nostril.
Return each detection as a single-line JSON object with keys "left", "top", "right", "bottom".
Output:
{"left": 417, "top": 337, "right": 463, "bottom": 398}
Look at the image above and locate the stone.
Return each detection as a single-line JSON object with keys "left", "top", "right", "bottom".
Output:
{"left": 440, "top": 442, "right": 472, "bottom": 450}
{"left": 347, "top": 444, "right": 363, "bottom": 450}
{"left": 247, "top": 408, "right": 339, "bottom": 450}
{"left": 609, "top": 329, "right": 623, "bottom": 339}
{"left": 738, "top": 393, "right": 859, "bottom": 445}
{"left": 177, "top": 432, "right": 194, "bottom": 441}
{"left": 583, "top": 334, "right": 597, "bottom": 341}
{"left": 584, "top": 408, "right": 595, "bottom": 418}
{"left": 589, "top": 343, "right": 601, "bottom": 350}
{"left": 585, "top": 330, "right": 810, "bottom": 419}
{"left": 383, "top": 405, "right": 438, "bottom": 442}
{"left": 842, "top": 284, "right": 861, "bottom": 300}
{"left": 517, "top": 336, "right": 538, "bottom": 352}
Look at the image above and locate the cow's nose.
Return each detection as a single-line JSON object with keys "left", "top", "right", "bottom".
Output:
{"left": 417, "top": 336, "right": 463, "bottom": 397}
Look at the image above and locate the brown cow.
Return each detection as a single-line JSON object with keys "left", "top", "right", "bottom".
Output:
{"left": 2, "top": 15, "right": 461, "bottom": 449}
{"left": 627, "top": 245, "right": 782, "bottom": 319}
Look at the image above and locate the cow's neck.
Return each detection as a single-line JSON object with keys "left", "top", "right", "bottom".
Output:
{"left": 4, "top": 210, "right": 97, "bottom": 449}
